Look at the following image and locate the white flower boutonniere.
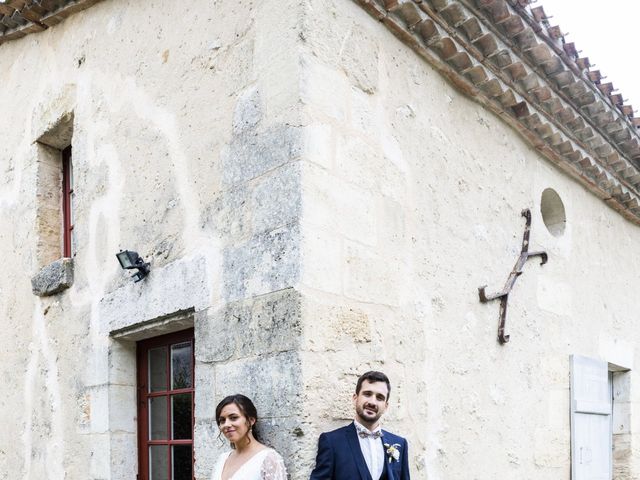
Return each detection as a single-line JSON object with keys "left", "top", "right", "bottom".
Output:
{"left": 384, "top": 443, "right": 401, "bottom": 463}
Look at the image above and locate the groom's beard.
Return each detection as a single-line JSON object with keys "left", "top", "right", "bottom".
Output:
{"left": 356, "top": 403, "right": 383, "bottom": 425}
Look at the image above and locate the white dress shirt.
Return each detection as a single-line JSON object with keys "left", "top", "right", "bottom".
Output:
{"left": 354, "top": 420, "right": 385, "bottom": 480}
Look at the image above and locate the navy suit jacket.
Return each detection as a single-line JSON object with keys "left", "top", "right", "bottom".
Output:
{"left": 310, "top": 423, "right": 410, "bottom": 480}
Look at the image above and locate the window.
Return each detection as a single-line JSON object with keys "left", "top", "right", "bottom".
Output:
{"left": 62, "top": 145, "right": 74, "bottom": 257}
{"left": 570, "top": 355, "right": 631, "bottom": 480}
{"left": 570, "top": 355, "right": 611, "bottom": 479}
{"left": 35, "top": 112, "right": 74, "bottom": 265}
{"left": 137, "top": 329, "right": 195, "bottom": 480}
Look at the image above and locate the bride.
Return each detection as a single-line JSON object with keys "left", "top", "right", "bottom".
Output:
{"left": 211, "top": 394, "right": 288, "bottom": 480}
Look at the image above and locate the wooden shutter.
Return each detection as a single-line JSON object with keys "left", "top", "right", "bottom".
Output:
{"left": 570, "top": 355, "right": 612, "bottom": 480}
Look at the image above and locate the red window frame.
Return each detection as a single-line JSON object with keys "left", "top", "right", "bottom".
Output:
{"left": 137, "top": 329, "right": 195, "bottom": 480}
{"left": 62, "top": 146, "right": 74, "bottom": 257}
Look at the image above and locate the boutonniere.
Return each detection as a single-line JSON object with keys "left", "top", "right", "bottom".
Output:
{"left": 384, "top": 443, "right": 401, "bottom": 463}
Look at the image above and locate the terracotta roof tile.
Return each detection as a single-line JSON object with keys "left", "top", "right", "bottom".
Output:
{"left": 0, "top": 0, "right": 102, "bottom": 45}
{"left": 354, "top": 0, "right": 640, "bottom": 224}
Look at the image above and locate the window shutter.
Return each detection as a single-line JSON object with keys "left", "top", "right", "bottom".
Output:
{"left": 570, "top": 355, "right": 612, "bottom": 480}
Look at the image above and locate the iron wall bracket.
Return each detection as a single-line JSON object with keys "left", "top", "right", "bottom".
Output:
{"left": 478, "top": 209, "right": 548, "bottom": 344}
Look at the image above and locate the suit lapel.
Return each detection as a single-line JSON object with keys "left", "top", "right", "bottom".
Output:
{"left": 381, "top": 431, "right": 395, "bottom": 480}
{"left": 345, "top": 424, "right": 373, "bottom": 480}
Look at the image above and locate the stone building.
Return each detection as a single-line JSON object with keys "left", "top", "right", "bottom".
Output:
{"left": 1, "top": 0, "right": 640, "bottom": 479}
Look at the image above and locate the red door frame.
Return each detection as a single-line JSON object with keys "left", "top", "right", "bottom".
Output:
{"left": 136, "top": 329, "right": 195, "bottom": 480}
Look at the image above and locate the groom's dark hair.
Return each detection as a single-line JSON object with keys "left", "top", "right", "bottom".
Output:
{"left": 356, "top": 371, "right": 391, "bottom": 400}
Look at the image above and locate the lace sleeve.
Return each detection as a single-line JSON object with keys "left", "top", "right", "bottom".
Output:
{"left": 260, "top": 450, "right": 288, "bottom": 480}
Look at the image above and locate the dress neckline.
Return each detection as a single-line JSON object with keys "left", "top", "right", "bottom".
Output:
{"left": 220, "top": 447, "right": 271, "bottom": 480}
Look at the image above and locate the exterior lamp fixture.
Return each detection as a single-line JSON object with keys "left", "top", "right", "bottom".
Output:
{"left": 116, "top": 250, "right": 150, "bottom": 282}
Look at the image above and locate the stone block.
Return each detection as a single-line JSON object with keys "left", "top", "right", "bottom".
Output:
{"left": 301, "top": 124, "right": 334, "bottom": 170}
{"left": 88, "top": 433, "right": 110, "bottom": 479}
{"left": 341, "top": 24, "right": 379, "bottom": 94}
{"left": 108, "top": 385, "right": 136, "bottom": 433}
{"left": 88, "top": 385, "right": 109, "bottom": 434}
{"left": 303, "top": 163, "right": 377, "bottom": 246}
{"left": 84, "top": 341, "right": 110, "bottom": 388}
{"left": 253, "top": 415, "right": 309, "bottom": 478}
{"left": 300, "top": 227, "right": 343, "bottom": 295}
{"left": 232, "top": 86, "right": 262, "bottom": 135}
{"left": 300, "top": 57, "right": 349, "bottom": 122}
{"left": 302, "top": 353, "right": 364, "bottom": 420}
{"left": 252, "top": 162, "right": 302, "bottom": 235}
{"left": 350, "top": 86, "right": 375, "bottom": 134}
{"left": 377, "top": 197, "right": 406, "bottom": 250}
{"left": 222, "top": 224, "right": 300, "bottom": 302}
{"left": 36, "top": 111, "right": 74, "bottom": 150}
{"left": 222, "top": 124, "right": 303, "bottom": 186}
{"left": 31, "top": 257, "right": 74, "bottom": 296}
{"left": 100, "top": 255, "right": 208, "bottom": 335}
{"left": 194, "top": 419, "right": 225, "bottom": 480}
{"left": 201, "top": 184, "right": 251, "bottom": 241}
{"left": 32, "top": 85, "right": 75, "bottom": 148}
{"left": 107, "top": 339, "right": 136, "bottom": 387}
{"left": 335, "top": 133, "right": 407, "bottom": 202}
{"left": 613, "top": 401, "right": 631, "bottom": 434}
{"left": 194, "top": 360, "right": 217, "bottom": 420}
{"left": 302, "top": 296, "right": 372, "bottom": 351}
{"left": 110, "top": 432, "right": 138, "bottom": 479}
{"left": 196, "top": 288, "right": 302, "bottom": 363}
{"left": 214, "top": 351, "right": 302, "bottom": 418}
{"left": 343, "top": 240, "right": 401, "bottom": 306}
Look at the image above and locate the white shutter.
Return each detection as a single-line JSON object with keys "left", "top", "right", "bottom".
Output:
{"left": 570, "top": 355, "right": 612, "bottom": 480}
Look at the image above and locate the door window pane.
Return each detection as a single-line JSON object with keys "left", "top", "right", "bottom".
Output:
{"left": 149, "top": 396, "right": 168, "bottom": 440}
{"left": 149, "top": 347, "right": 167, "bottom": 392}
{"left": 139, "top": 330, "right": 194, "bottom": 480}
{"left": 149, "top": 445, "right": 168, "bottom": 480}
{"left": 172, "top": 445, "right": 192, "bottom": 480}
{"left": 172, "top": 393, "right": 192, "bottom": 440}
{"left": 171, "top": 342, "right": 192, "bottom": 389}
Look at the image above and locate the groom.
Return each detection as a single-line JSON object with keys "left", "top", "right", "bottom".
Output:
{"left": 310, "top": 371, "right": 410, "bottom": 480}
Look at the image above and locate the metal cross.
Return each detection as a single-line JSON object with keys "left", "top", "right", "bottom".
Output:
{"left": 478, "top": 209, "right": 548, "bottom": 344}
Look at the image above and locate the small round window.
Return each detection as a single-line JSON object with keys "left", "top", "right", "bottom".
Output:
{"left": 540, "top": 188, "right": 566, "bottom": 236}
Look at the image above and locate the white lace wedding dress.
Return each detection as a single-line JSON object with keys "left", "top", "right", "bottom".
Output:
{"left": 211, "top": 448, "right": 287, "bottom": 480}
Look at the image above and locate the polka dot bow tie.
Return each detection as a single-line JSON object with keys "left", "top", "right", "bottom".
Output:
{"left": 357, "top": 428, "right": 383, "bottom": 439}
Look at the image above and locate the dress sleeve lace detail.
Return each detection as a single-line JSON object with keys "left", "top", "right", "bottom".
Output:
{"left": 260, "top": 449, "right": 288, "bottom": 480}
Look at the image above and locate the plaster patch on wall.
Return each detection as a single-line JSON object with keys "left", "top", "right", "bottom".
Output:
{"left": 419, "top": 299, "right": 446, "bottom": 480}
{"left": 81, "top": 71, "right": 204, "bottom": 253}
{"left": 83, "top": 143, "right": 124, "bottom": 296}
{"left": 536, "top": 276, "right": 572, "bottom": 316}
{"left": 22, "top": 301, "right": 64, "bottom": 480}
{"left": 121, "top": 75, "right": 202, "bottom": 249}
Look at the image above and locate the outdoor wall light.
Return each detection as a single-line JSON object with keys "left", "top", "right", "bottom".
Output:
{"left": 116, "top": 250, "right": 150, "bottom": 282}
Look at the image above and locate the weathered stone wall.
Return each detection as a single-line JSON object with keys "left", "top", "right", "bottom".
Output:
{"left": 295, "top": 1, "right": 640, "bottom": 479}
{"left": 3, "top": 0, "right": 640, "bottom": 479}
{"left": 0, "top": 0, "right": 306, "bottom": 478}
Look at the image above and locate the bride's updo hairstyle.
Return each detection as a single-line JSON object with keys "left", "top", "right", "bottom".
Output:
{"left": 215, "top": 394, "right": 261, "bottom": 445}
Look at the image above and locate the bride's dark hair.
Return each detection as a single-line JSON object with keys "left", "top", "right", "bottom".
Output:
{"left": 215, "top": 394, "right": 261, "bottom": 446}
